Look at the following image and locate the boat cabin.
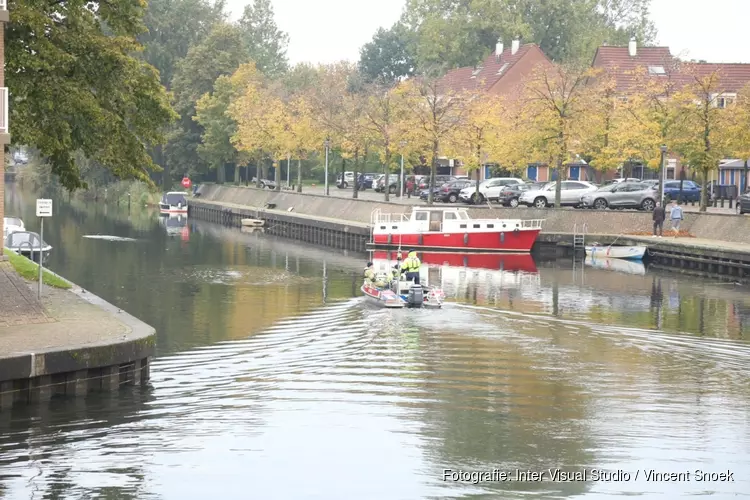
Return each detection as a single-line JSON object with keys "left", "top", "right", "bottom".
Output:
{"left": 372, "top": 206, "right": 541, "bottom": 234}
{"left": 161, "top": 192, "right": 188, "bottom": 207}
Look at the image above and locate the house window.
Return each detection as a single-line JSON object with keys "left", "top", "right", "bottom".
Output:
{"left": 648, "top": 66, "right": 666, "bottom": 75}
{"left": 717, "top": 96, "right": 735, "bottom": 108}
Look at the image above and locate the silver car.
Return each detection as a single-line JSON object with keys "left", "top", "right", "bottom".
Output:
{"left": 518, "top": 180, "right": 598, "bottom": 208}
{"left": 580, "top": 182, "right": 658, "bottom": 210}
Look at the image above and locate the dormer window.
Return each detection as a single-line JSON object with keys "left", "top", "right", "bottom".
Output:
{"left": 471, "top": 67, "right": 482, "bottom": 79}
{"left": 496, "top": 63, "right": 510, "bottom": 75}
{"left": 648, "top": 66, "right": 666, "bottom": 75}
{"left": 717, "top": 95, "right": 736, "bottom": 108}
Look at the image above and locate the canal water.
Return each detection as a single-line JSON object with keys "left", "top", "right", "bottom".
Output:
{"left": 2, "top": 187, "right": 750, "bottom": 499}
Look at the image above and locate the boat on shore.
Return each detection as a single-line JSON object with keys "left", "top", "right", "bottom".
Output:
{"left": 369, "top": 207, "right": 544, "bottom": 252}
{"left": 159, "top": 191, "right": 189, "bottom": 214}
{"left": 585, "top": 244, "right": 647, "bottom": 260}
{"left": 5, "top": 231, "right": 52, "bottom": 263}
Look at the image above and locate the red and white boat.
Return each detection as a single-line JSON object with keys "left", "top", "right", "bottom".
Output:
{"left": 361, "top": 282, "right": 406, "bottom": 308}
{"left": 369, "top": 207, "right": 544, "bottom": 252}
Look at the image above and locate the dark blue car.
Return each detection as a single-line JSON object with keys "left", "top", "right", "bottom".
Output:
{"left": 662, "top": 180, "right": 702, "bottom": 202}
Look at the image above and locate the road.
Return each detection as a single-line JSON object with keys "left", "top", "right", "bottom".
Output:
{"left": 296, "top": 185, "right": 740, "bottom": 215}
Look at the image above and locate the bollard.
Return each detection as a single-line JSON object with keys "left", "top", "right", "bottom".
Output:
{"left": 720, "top": 198, "right": 725, "bottom": 208}
{"left": 729, "top": 198, "right": 734, "bottom": 209}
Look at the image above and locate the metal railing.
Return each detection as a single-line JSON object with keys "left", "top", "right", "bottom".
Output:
{"left": 371, "top": 208, "right": 410, "bottom": 226}
{"left": 0, "top": 88, "right": 7, "bottom": 135}
{"left": 519, "top": 219, "right": 545, "bottom": 229}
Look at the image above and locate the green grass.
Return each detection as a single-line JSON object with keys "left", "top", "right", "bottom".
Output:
{"left": 4, "top": 248, "right": 72, "bottom": 289}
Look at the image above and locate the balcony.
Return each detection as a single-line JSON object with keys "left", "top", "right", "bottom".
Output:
{"left": 0, "top": 87, "right": 8, "bottom": 138}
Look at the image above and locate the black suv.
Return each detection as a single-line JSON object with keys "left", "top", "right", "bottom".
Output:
{"left": 433, "top": 179, "right": 475, "bottom": 203}
{"left": 418, "top": 175, "right": 456, "bottom": 191}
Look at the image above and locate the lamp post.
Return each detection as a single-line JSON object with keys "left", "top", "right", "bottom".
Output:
{"left": 324, "top": 138, "right": 330, "bottom": 196}
{"left": 659, "top": 145, "right": 667, "bottom": 204}
{"left": 399, "top": 140, "right": 407, "bottom": 197}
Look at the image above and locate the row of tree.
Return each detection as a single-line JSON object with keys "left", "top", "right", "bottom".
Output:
{"left": 199, "top": 55, "right": 750, "bottom": 211}
{"left": 7, "top": 0, "right": 663, "bottom": 194}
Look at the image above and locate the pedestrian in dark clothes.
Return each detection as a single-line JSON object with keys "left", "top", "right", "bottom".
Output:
{"left": 652, "top": 201, "right": 665, "bottom": 237}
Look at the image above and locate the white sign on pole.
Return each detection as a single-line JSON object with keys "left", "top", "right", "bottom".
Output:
{"left": 36, "top": 199, "right": 53, "bottom": 217}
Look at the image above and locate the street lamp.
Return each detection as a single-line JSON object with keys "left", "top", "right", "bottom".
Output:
{"left": 324, "top": 138, "right": 330, "bottom": 196}
{"left": 399, "top": 140, "right": 407, "bottom": 197}
{"left": 659, "top": 144, "right": 667, "bottom": 204}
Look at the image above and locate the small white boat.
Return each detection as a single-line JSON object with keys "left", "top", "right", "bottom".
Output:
{"left": 585, "top": 256, "right": 646, "bottom": 275}
{"left": 361, "top": 282, "right": 406, "bottom": 308}
{"left": 3, "top": 216, "right": 25, "bottom": 238}
{"left": 159, "top": 191, "right": 189, "bottom": 214}
{"left": 585, "top": 244, "right": 647, "bottom": 260}
{"left": 5, "top": 231, "right": 52, "bottom": 263}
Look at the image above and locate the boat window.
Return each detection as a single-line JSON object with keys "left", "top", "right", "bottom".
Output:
{"left": 444, "top": 212, "right": 457, "bottom": 220}
{"left": 380, "top": 226, "right": 386, "bottom": 230}
{"left": 458, "top": 211, "right": 469, "bottom": 219}
{"left": 7, "top": 232, "right": 40, "bottom": 248}
{"left": 415, "top": 212, "right": 428, "bottom": 221}
{"left": 392, "top": 226, "right": 397, "bottom": 229}
{"left": 459, "top": 224, "right": 467, "bottom": 229}
{"left": 473, "top": 224, "right": 480, "bottom": 228}
{"left": 487, "top": 224, "right": 494, "bottom": 228}
{"left": 164, "top": 193, "right": 187, "bottom": 205}
{"left": 4, "top": 217, "right": 22, "bottom": 227}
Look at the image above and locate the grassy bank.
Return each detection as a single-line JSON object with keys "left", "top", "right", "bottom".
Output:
{"left": 4, "top": 248, "right": 72, "bottom": 289}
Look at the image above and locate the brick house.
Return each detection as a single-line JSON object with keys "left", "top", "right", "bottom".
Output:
{"left": 437, "top": 40, "right": 554, "bottom": 180}
{"left": 590, "top": 40, "right": 750, "bottom": 188}
{"left": 0, "top": 2, "right": 8, "bottom": 241}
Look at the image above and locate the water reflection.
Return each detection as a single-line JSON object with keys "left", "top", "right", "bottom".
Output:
{"left": 2, "top": 187, "right": 750, "bottom": 498}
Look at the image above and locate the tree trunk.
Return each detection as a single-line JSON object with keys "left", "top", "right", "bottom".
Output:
{"left": 384, "top": 144, "right": 390, "bottom": 202}
{"left": 234, "top": 163, "right": 240, "bottom": 185}
{"left": 428, "top": 140, "right": 438, "bottom": 205}
{"left": 554, "top": 155, "right": 563, "bottom": 207}
{"left": 217, "top": 163, "right": 225, "bottom": 184}
{"left": 744, "top": 159, "right": 749, "bottom": 194}
{"left": 700, "top": 169, "right": 709, "bottom": 212}
{"left": 297, "top": 157, "right": 302, "bottom": 193}
{"left": 353, "top": 148, "right": 360, "bottom": 199}
{"left": 475, "top": 143, "right": 482, "bottom": 201}
{"left": 275, "top": 159, "right": 281, "bottom": 191}
{"left": 256, "top": 151, "right": 263, "bottom": 188}
{"left": 341, "top": 157, "right": 346, "bottom": 190}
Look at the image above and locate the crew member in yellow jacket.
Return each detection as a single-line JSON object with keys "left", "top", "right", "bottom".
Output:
{"left": 400, "top": 250, "right": 421, "bottom": 285}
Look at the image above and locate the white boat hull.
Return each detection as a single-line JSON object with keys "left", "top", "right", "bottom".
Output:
{"left": 585, "top": 256, "right": 646, "bottom": 275}
{"left": 585, "top": 245, "right": 647, "bottom": 260}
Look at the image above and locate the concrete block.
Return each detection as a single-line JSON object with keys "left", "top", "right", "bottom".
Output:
{"left": 0, "top": 381, "right": 14, "bottom": 410}
{"left": 29, "top": 375, "right": 52, "bottom": 403}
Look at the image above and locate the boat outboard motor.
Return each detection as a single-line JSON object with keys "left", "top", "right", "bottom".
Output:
{"left": 407, "top": 285, "right": 424, "bottom": 308}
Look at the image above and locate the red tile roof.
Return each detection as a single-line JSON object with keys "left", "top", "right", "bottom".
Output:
{"left": 592, "top": 45, "right": 750, "bottom": 93}
{"left": 439, "top": 43, "right": 538, "bottom": 94}
{"left": 591, "top": 46, "right": 680, "bottom": 92}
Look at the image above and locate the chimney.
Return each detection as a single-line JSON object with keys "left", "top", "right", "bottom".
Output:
{"left": 495, "top": 39, "right": 503, "bottom": 61}
{"left": 628, "top": 37, "right": 637, "bottom": 57}
{"left": 511, "top": 39, "right": 520, "bottom": 55}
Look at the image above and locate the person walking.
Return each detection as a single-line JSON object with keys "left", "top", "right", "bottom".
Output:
{"left": 652, "top": 201, "right": 665, "bottom": 237}
{"left": 669, "top": 199, "right": 683, "bottom": 237}
{"left": 406, "top": 178, "right": 414, "bottom": 199}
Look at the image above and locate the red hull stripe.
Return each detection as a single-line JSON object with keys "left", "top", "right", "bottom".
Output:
{"left": 371, "top": 229, "right": 540, "bottom": 252}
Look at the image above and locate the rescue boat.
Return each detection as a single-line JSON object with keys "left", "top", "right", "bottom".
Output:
{"left": 369, "top": 207, "right": 544, "bottom": 252}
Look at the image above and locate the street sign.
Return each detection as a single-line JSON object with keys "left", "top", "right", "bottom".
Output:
{"left": 36, "top": 199, "right": 53, "bottom": 217}
{"left": 181, "top": 177, "right": 192, "bottom": 189}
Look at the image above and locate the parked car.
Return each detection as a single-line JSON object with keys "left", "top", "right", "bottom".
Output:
{"left": 580, "top": 182, "right": 658, "bottom": 210}
{"left": 737, "top": 190, "right": 750, "bottom": 215}
{"left": 418, "top": 175, "right": 456, "bottom": 191}
{"left": 518, "top": 180, "right": 598, "bottom": 208}
{"left": 375, "top": 175, "right": 402, "bottom": 194}
{"left": 458, "top": 177, "right": 524, "bottom": 204}
{"left": 496, "top": 183, "right": 546, "bottom": 207}
{"left": 336, "top": 171, "right": 355, "bottom": 188}
{"left": 357, "top": 173, "right": 380, "bottom": 190}
{"left": 601, "top": 177, "right": 641, "bottom": 186}
{"left": 425, "top": 179, "right": 476, "bottom": 203}
{"left": 662, "top": 180, "right": 702, "bottom": 202}
{"left": 251, "top": 177, "right": 276, "bottom": 189}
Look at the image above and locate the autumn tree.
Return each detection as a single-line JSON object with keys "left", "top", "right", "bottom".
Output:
{"left": 726, "top": 85, "right": 750, "bottom": 193}
{"left": 522, "top": 64, "right": 594, "bottom": 207}
{"left": 672, "top": 66, "right": 733, "bottom": 211}
{"left": 399, "top": 71, "right": 469, "bottom": 204}
{"left": 194, "top": 63, "right": 262, "bottom": 184}
{"left": 446, "top": 91, "right": 505, "bottom": 202}
{"left": 337, "top": 72, "right": 373, "bottom": 199}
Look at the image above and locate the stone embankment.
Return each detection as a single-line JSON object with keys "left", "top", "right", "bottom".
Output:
{"left": 190, "top": 184, "right": 750, "bottom": 280}
{"left": 0, "top": 264, "right": 156, "bottom": 408}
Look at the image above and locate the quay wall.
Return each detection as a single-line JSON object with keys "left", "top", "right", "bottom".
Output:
{"left": 0, "top": 278, "right": 156, "bottom": 409}
{"left": 197, "top": 184, "right": 750, "bottom": 244}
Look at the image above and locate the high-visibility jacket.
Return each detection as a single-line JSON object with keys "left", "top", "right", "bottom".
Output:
{"left": 401, "top": 252, "right": 421, "bottom": 272}
{"left": 364, "top": 268, "right": 375, "bottom": 280}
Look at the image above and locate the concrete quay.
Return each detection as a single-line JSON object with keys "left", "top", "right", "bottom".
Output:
{"left": 190, "top": 184, "right": 750, "bottom": 279}
{"left": 0, "top": 264, "right": 156, "bottom": 409}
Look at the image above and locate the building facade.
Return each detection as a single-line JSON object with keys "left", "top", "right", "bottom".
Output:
{"left": 0, "top": 2, "right": 8, "bottom": 241}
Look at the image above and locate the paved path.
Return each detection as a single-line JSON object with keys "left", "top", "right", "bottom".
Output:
{"left": 0, "top": 284, "right": 130, "bottom": 358}
{"left": 0, "top": 262, "right": 51, "bottom": 327}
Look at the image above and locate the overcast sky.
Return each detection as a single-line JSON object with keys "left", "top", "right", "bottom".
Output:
{"left": 225, "top": 0, "right": 750, "bottom": 65}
